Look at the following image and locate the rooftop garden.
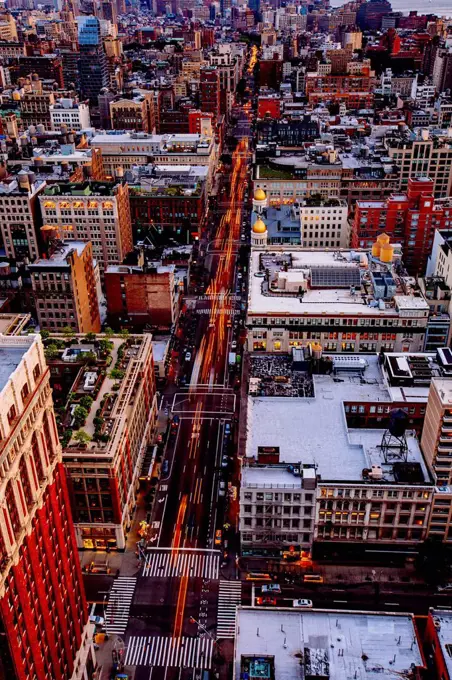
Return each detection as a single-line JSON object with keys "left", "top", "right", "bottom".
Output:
{"left": 40, "top": 329, "right": 132, "bottom": 450}
{"left": 259, "top": 164, "right": 294, "bottom": 180}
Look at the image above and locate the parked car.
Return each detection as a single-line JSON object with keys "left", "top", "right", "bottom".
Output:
{"left": 215, "top": 529, "right": 222, "bottom": 546}
{"left": 256, "top": 596, "right": 277, "bottom": 606}
{"left": 221, "top": 455, "right": 229, "bottom": 468}
{"left": 262, "top": 584, "right": 281, "bottom": 594}
{"left": 254, "top": 272, "right": 265, "bottom": 278}
{"left": 218, "top": 481, "right": 226, "bottom": 497}
{"left": 231, "top": 340, "right": 237, "bottom": 350}
{"left": 185, "top": 351, "right": 192, "bottom": 362}
{"left": 162, "top": 460, "right": 169, "bottom": 475}
{"left": 89, "top": 615, "right": 105, "bottom": 626}
{"left": 293, "top": 599, "right": 313, "bottom": 608}
{"left": 224, "top": 423, "right": 231, "bottom": 435}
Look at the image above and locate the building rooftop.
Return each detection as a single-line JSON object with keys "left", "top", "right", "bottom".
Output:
{"left": 248, "top": 248, "right": 429, "bottom": 317}
{"left": 43, "top": 181, "right": 117, "bottom": 197}
{"left": 0, "top": 338, "right": 35, "bottom": 395}
{"left": 431, "top": 610, "right": 452, "bottom": 680}
{"left": 246, "top": 355, "right": 431, "bottom": 484}
{"left": 29, "top": 241, "right": 88, "bottom": 270}
{"left": 251, "top": 206, "right": 301, "bottom": 242}
{"left": 234, "top": 608, "right": 424, "bottom": 680}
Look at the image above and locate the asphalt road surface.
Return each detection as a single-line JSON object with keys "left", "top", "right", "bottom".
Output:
{"left": 118, "top": 79, "right": 253, "bottom": 680}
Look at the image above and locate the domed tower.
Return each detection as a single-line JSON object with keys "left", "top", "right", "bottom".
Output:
{"left": 253, "top": 188, "right": 267, "bottom": 215}
{"left": 252, "top": 217, "right": 268, "bottom": 247}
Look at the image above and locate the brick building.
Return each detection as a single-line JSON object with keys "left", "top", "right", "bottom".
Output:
{"left": 0, "top": 335, "right": 94, "bottom": 679}
{"left": 353, "top": 177, "right": 448, "bottom": 275}
{"left": 199, "top": 66, "right": 220, "bottom": 119}
{"left": 29, "top": 240, "right": 101, "bottom": 334}
{"left": 39, "top": 181, "right": 133, "bottom": 277}
{"left": 105, "top": 261, "right": 179, "bottom": 330}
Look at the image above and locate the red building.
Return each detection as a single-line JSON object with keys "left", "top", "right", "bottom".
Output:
{"left": 188, "top": 109, "right": 214, "bottom": 134}
{"left": 353, "top": 177, "right": 448, "bottom": 275}
{"left": 258, "top": 59, "right": 283, "bottom": 89}
{"left": 424, "top": 610, "right": 452, "bottom": 680}
{"left": 105, "top": 262, "right": 179, "bottom": 330}
{"left": 257, "top": 96, "right": 281, "bottom": 119}
{"left": 199, "top": 66, "right": 220, "bottom": 120}
{"left": 129, "top": 177, "right": 207, "bottom": 244}
{"left": 0, "top": 336, "right": 93, "bottom": 679}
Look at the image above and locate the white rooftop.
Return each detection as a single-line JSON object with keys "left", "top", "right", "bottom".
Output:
{"left": 234, "top": 608, "right": 424, "bottom": 680}
{"left": 248, "top": 249, "right": 410, "bottom": 317}
{"left": 152, "top": 337, "right": 170, "bottom": 363}
{"left": 431, "top": 610, "right": 452, "bottom": 680}
{"left": 245, "top": 356, "right": 431, "bottom": 483}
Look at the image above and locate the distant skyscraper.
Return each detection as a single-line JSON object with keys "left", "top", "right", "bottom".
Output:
{"left": 77, "top": 16, "right": 109, "bottom": 104}
{"left": 0, "top": 335, "right": 94, "bottom": 679}
{"left": 248, "top": 0, "right": 260, "bottom": 16}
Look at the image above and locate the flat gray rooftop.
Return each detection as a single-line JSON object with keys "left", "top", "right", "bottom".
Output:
{"left": 235, "top": 608, "right": 423, "bottom": 680}
{"left": 0, "top": 347, "right": 28, "bottom": 393}
{"left": 245, "top": 357, "right": 431, "bottom": 483}
{"left": 431, "top": 610, "right": 452, "bottom": 680}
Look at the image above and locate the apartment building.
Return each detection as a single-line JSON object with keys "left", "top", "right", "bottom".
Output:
{"left": 246, "top": 247, "right": 429, "bottom": 355}
{"left": 242, "top": 353, "right": 435, "bottom": 560}
{"left": 39, "top": 181, "right": 133, "bottom": 276}
{"left": 421, "top": 377, "right": 452, "bottom": 487}
{"left": 110, "top": 97, "right": 149, "bottom": 132}
{"left": 353, "top": 178, "right": 450, "bottom": 276}
{"left": 19, "top": 89, "right": 56, "bottom": 131}
{"left": 104, "top": 261, "right": 180, "bottom": 331}
{"left": 0, "top": 335, "right": 94, "bottom": 679}
{"left": 48, "top": 334, "right": 158, "bottom": 550}
{"left": 0, "top": 173, "right": 46, "bottom": 262}
{"left": 299, "top": 197, "right": 350, "bottom": 248}
{"left": 90, "top": 132, "right": 218, "bottom": 192}
{"left": 29, "top": 240, "right": 101, "bottom": 334}
{"left": 254, "top": 157, "right": 342, "bottom": 203}
{"left": 385, "top": 128, "right": 452, "bottom": 197}
{"left": 50, "top": 98, "right": 91, "bottom": 132}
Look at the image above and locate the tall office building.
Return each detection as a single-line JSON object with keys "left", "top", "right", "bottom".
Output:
{"left": 77, "top": 16, "right": 109, "bottom": 104}
{"left": 0, "top": 335, "right": 94, "bottom": 679}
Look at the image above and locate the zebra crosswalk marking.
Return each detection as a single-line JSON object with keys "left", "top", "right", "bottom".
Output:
{"left": 124, "top": 635, "right": 214, "bottom": 668}
{"left": 142, "top": 550, "right": 220, "bottom": 579}
{"left": 105, "top": 576, "right": 136, "bottom": 635}
{"left": 216, "top": 580, "right": 242, "bottom": 638}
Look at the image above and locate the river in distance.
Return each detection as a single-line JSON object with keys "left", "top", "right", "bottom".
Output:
{"left": 329, "top": 0, "right": 452, "bottom": 18}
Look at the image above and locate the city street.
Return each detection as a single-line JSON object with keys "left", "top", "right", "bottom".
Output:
{"left": 113, "top": 93, "right": 252, "bottom": 679}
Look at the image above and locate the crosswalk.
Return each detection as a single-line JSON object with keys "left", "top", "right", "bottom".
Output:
{"left": 105, "top": 577, "right": 136, "bottom": 635}
{"left": 124, "top": 635, "right": 214, "bottom": 669}
{"left": 142, "top": 550, "right": 220, "bottom": 580}
{"left": 216, "top": 580, "right": 242, "bottom": 638}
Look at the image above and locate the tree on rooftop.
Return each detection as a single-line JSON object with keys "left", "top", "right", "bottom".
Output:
{"left": 99, "top": 339, "right": 114, "bottom": 355}
{"left": 79, "top": 395, "right": 94, "bottom": 410}
{"left": 62, "top": 325, "right": 75, "bottom": 341}
{"left": 44, "top": 343, "right": 59, "bottom": 360}
{"left": 40, "top": 329, "right": 50, "bottom": 341}
{"left": 119, "top": 328, "right": 130, "bottom": 339}
{"left": 73, "top": 405, "right": 89, "bottom": 427}
{"left": 84, "top": 332, "right": 97, "bottom": 343}
{"left": 104, "top": 327, "right": 114, "bottom": 338}
{"left": 73, "top": 430, "right": 92, "bottom": 446}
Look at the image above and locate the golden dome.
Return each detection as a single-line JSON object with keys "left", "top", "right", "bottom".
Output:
{"left": 253, "top": 218, "right": 267, "bottom": 234}
{"left": 254, "top": 188, "right": 267, "bottom": 201}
